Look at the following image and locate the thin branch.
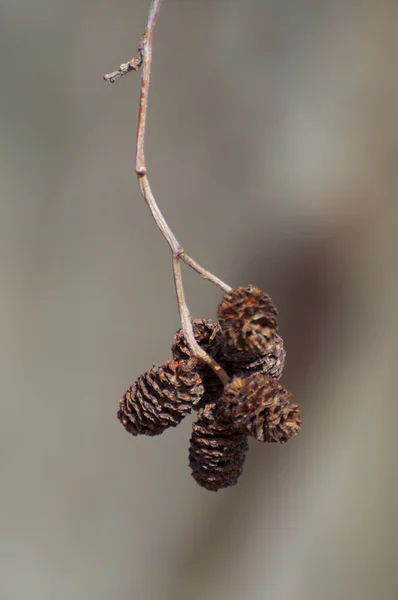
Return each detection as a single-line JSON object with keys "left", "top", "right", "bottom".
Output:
{"left": 104, "top": 0, "right": 231, "bottom": 383}
{"left": 135, "top": 0, "right": 163, "bottom": 174}
{"left": 181, "top": 254, "right": 231, "bottom": 293}
{"left": 139, "top": 175, "right": 232, "bottom": 292}
{"left": 138, "top": 175, "right": 182, "bottom": 255}
{"left": 172, "top": 257, "right": 229, "bottom": 385}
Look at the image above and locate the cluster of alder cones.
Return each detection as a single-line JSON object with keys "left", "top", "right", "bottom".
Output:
{"left": 118, "top": 285, "right": 301, "bottom": 491}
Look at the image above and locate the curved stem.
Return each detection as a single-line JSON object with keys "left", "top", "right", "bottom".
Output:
{"left": 104, "top": 0, "right": 231, "bottom": 383}
{"left": 172, "top": 256, "right": 229, "bottom": 385}
{"left": 138, "top": 174, "right": 182, "bottom": 255}
{"left": 138, "top": 174, "right": 231, "bottom": 292}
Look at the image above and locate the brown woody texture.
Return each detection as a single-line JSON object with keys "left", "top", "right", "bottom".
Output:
{"left": 118, "top": 358, "right": 204, "bottom": 436}
{"left": 172, "top": 318, "right": 223, "bottom": 362}
{"left": 172, "top": 318, "right": 227, "bottom": 405}
{"left": 189, "top": 402, "right": 249, "bottom": 491}
{"left": 217, "top": 285, "right": 279, "bottom": 363}
{"left": 232, "top": 332, "right": 286, "bottom": 379}
{"left": 220, "top": 372, "right": 301, "bottom": 443}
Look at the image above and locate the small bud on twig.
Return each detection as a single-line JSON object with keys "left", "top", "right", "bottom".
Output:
{"left": 103, "top": 47, "right": 144, "bottom": 83}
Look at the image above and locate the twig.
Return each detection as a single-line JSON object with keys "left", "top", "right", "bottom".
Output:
{"left": 103, "top": 47, "right": 144, "bottom": 83}
{"left": 172, "top": 257, "right": 229, "bottom": 383}
{"left": 104, "top": 0, "right": 230, "bottom": 385}
{"left": 138, "top": 176, "right": 231, "bottom": 293}
{"left": 181, "top": 254, "right": 231, "bottom": 293}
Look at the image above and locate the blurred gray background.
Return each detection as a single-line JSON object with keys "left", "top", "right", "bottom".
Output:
{"left": 1, "top": 0, "right": 397, "bottom": 598}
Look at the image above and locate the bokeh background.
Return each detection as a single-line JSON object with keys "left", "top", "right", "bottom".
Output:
{"left": 1, "top": 0, "right": 397, "bottom": 598}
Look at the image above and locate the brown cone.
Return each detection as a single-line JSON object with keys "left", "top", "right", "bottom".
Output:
{"left": 189, "top": 402, "right": 248, "bottom": 491}
{"left": 217, "top": 285, "right": 279, "bottom": 361}
{"left": 233, "top": 333, "right": 286, "bottom": 380}
{"left": 172, "top": 318, "right": 223, "bottom": 362}
{"left": 118, "top": 359, "right": 204, "bottom": 436}
{"left": 221, "top": 372, "right": 301, "bottom": 443}
{"left": 172, "top": 318, "right": 227, "bottom": 408}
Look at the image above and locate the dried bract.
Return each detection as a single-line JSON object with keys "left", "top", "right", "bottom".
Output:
{"left": 118, "top": 359, "right": 204, "bottom": 436}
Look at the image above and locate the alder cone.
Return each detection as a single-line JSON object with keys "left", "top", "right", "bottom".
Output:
{"left": 118, "top": 359, "right": 204, "bottom": 436}
{"left": 172, "top": 318, "right": 223, "bottom": 362}
{"left": 217, "top": 285, "right": 279, "bottom": 361}
{"left": 221, "top": 373, "right": 301, "bottom": 443}
{"left": 172, "top": 318, "right": 226, "bottom": 406}
{"left": 189, "top": 402, "right": 248, "bottom": 491}
{"left": 234, "top": 333, "right": 286, "bottom": 380}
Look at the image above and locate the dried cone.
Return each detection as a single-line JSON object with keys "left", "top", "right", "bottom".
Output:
{"left": 118, "top": 359, "right": 204, "bottom": 436}
{"left": 221, "top": 372, "right": 301, "bottom": 443}
{"left": 172, "top": 319, "right": 227, "bottom": 405}
{"left": 172, "top": 318, "right": 223, "bottom": 362}
{"left": 217, "top": 285, "right": 279, "bottom": 362}
{"left": 189, "top": 402, "right": 248, "bottom": 491}
{"left": 266, "top": 334, "right": 286, "bottom": 379}
{"left": 234, "top": 333, "right": 286, "bottom": 380}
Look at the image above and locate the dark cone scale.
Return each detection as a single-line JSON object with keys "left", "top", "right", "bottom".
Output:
{"left": 172, "top": 319, "right": 227, "bottom": 406}
{"left": 118, "top": 359, "right": 204, "bottom": 436}
{"left": 234, "top": 333, "right": 286, "bottom": 380}
{"left": 221, "top": 373, "right": 301, "bottom": 443}
{"left": 172, "top": 318, "right": 223, "bottom": 362}
{"left": 266, "top": 334, "right": 286, "bottom": 379}
{"left": 217, "top": 285, "right": 279, "bottom": 362}
{"left": 189, "top": 402, "right": 248, "bottom": 491}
